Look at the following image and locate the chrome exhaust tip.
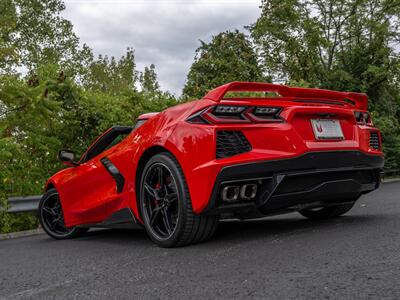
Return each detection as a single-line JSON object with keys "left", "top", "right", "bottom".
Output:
{"left": 240, "top": 184, "right": 257, "bottom": 200}
{"left": 221, "top": 186, "right": 240, "bottom": 202}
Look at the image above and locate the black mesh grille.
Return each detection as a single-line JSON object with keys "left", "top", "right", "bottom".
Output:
{"left": 370, "top": 132, "right": 380, "bottom": 150}
{"left": 216, "top": 131, "right": 252, "bottom": 159}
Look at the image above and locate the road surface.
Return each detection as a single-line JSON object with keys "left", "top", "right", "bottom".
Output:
{"left": 1, "top": 181, "right": 400, "bottom": 299}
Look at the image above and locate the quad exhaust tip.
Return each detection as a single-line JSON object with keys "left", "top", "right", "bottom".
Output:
{"left": 240, "top": 184, "right": 257, "bottom": 200}
{"left": 221, "top": 184, "right": 258, "bottom": 203}
{"left": 221, "top": 186, "right": 240, "bottom": 202}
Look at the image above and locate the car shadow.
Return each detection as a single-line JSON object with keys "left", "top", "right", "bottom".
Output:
{"left": 212, "top": 213, "right": 378, "bottom": 243}
{"left": 72, "top": 212, "right": 381, "bottom": 247}
{"left": 78, "top": 227, "right": 149, "bottom": 244}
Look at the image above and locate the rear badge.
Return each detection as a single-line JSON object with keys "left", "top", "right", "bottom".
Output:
{"left": 311, "top": 119, "right": 344, "bottom": 140}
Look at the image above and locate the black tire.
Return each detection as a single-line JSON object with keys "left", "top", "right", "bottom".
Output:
{"left": 298, "top": 202, "right": 356, "bottom": 220}
{"left": 39, "top": 188, "right": 88, "bottom": 239}
{"left": 139, "top": 152, "right": 218, "bottom": 247}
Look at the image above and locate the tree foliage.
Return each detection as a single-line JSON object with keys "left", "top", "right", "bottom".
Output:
{"left": 82, "top": 48, "right": 137, "bottom": 95}
{"left": 183, "top": 30, "right": 265, "bottom": 99}
{"left": 251, "top": 0, "right": 400, "bottom": 89}
{"left": 251, "top": 0, "right": 400, "bottom": 168}
{"left": 0, "top": 0, "right": 18, "bottom": 73}
{"left": 140, "top": 64, "right": 160, "bottom": 94}
{"left": 0, "top": 0, "right": 92, "bottom": 76}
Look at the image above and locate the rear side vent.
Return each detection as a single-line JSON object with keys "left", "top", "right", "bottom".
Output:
{"left": 369, "top": 132, "right": 380, "bottom": 150}
{"left": 216, "top": 131, "right": 251, "bottom": 159}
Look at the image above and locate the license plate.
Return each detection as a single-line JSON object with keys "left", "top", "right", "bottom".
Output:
{"left": 311, "top": 119, "right": 344, "bottom": 140}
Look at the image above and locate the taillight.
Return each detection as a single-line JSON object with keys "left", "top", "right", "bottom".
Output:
{"left": 246, "top": 106, "right": 283, "bottom": 122}
{"left": 186, "top": 105, "right": 283, "bottom": 124}
{"left": 354, "top": 111, "right": 373, "bottom": 126}
{"left": 210, "top": 105, "right": 249, "bottom": 123}
{"left": 253, "top": 107, "right": 281, "bottom": 115}
{"left": 214, "top": 106, "right": 246, "bottom": 115}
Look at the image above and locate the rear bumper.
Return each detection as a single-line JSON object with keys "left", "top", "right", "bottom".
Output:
{"left": 203, "top": 151, "right": 384, "bottom": 215}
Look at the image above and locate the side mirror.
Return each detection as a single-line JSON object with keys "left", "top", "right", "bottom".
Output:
{"left": 58, "top": 149, "right": 79, "bottom": 167}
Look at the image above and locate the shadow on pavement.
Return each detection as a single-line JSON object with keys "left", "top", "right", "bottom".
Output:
{"left": 213, "top": 213, "right": 379, "bottom": 241}
{"left": 69, "top": 213, "right": 381, "bottom": 247}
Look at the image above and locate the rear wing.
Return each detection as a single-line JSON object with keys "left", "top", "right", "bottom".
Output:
{"left": 203, "top": 82, "right": 368, "bottom": 110}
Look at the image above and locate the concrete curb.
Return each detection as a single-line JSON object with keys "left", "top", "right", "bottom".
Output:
{"left": 0, "top": 228, "right": 43, "bottom": 241}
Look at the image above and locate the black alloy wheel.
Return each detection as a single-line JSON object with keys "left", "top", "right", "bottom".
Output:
{"left": 142, "top": 163, "right": 179, "bottom": 239}
{"left": 139, "top": 153, "right": 219, "bottom": 247}
{"left": 39, "top": 189, "right": 88, "bottom": 239}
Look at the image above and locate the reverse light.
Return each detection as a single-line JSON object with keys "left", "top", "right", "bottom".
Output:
{"left": 354, "top": 111, "right": 373, "bottom": 126}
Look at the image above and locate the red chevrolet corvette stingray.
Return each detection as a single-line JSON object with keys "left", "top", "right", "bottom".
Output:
{"left": 39, "top": 82, "right": 384, "bottom": 247}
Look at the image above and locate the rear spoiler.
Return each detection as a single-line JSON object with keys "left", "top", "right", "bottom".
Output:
{"left": 203, "top": 82, "right": 368, "bottom": 110}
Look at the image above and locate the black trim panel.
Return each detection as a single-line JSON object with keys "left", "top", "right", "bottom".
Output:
{"left": 203, "top": 151, "right": 384, "bottom": 214}
{"left": 77, "top": 208, "right": 142, "bottom": 229}
{"left": 101, "top": 208, "right": 140, "bottom": 227}
{"left": 101, "top": 157, "right": 125, "bottom": 193}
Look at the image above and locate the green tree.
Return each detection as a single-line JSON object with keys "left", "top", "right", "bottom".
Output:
{"left": 83, "top": 48, "right": 137, "bottom": 95}
{"left": 140, "top": 64, "right": 160, "bottom": 94}
{"left": 183, "top": 30, "right": 265, "bottom": 99}
{"left": 0, "top": 0, "right": 17, "bottom": 74}
{"left": 251, "top": 0, "right": 400, "bottom": 167}
{"left": 250, "top": 0, "right": 400, "bottom": 90}
{"left": 0, "top": 0, "right": 92, "bottom": 76}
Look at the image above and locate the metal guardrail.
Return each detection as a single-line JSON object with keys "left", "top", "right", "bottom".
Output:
{"left": 3, "top": 170, "right": 400, "bottom": 214}
{"left": 382, "top": 169, "right": 400, "bottom": 179}
{"left": 6, "top": 195, "right": 41, "bottom": 213}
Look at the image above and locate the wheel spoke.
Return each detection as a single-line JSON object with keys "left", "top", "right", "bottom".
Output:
{"left": 157, "top": 166, "right": 164, "bottom": 191}
{"left": 166, "top": 193, "right": 177, "bottom": 202}
{"left": 49, "top": 218, "right": 58, "bottom": 230}
{"left": 161, "top": 207, "right": 173, "bottom": 235}
{"left": 144, "top": 183, "right": 157, "bottom": 199}
{"left": 149, "top": 206, "right": 162, "bottom": 226}
{"left": 58, "top": 220, "right": 66, "bottom": 229}
{"left": 42, "top": 206, "right": 54, "bottom": 215}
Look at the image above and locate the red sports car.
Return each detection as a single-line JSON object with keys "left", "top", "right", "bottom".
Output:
{"left": 39, "top": 82, "right": 384, "bottom": 247}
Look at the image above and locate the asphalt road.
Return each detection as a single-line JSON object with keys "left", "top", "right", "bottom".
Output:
{"left": 1, "top": 182, "right": 400, "bottom": 300}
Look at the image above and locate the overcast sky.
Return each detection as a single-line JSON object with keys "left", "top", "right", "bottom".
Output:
{"left": 62, "top": 0, "right": 261, "bottom": 95}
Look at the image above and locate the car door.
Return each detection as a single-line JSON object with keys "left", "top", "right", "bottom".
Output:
{"left": 60, "top": 127, "right": 133, "bottom": 226}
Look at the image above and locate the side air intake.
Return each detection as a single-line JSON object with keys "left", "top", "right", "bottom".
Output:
{"left": 216, "top": 131, "right": 251, "bottom": 159}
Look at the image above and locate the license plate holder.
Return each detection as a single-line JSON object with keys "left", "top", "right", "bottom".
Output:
{"left": 311, "top": 119, "right": 344, "bottom": 140}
